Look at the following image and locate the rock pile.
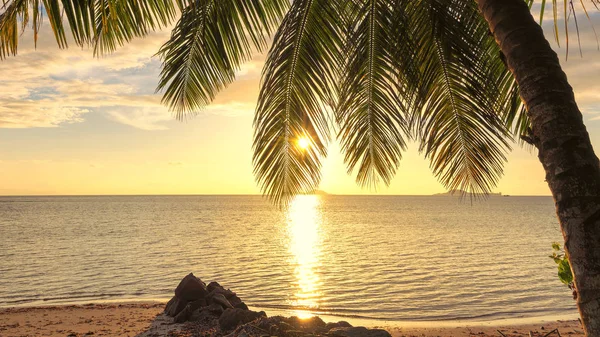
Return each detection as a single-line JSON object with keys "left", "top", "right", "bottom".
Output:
{"left": 165, "top": 273, "right": 263, "bottom": 327}
{"left": 164, "top": 273, "right": 391, "bottom": 337}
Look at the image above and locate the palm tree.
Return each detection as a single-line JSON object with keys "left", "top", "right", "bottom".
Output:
{"left": 477, "top": 1, "right": 600, "bottom": 334}
{"left": 1, "top": 0, "right": 599, "bottom": 334}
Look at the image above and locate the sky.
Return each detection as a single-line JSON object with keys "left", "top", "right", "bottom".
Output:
{"left": 1, "top": 5, "right": 600, "bottom": 196}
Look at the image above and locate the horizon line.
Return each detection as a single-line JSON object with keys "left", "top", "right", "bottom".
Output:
{"left": 0, "top": 193, "right": 553, "bottom": 197}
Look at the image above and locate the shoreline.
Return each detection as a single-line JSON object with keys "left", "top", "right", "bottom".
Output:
{"left": 0, "top": 301, "right": 584, "bottom": 337}
{"left": 1, "top": 298, "right": 580, "bottom": 328}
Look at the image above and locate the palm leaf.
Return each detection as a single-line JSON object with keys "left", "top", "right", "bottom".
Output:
{"left": 0, "top": 0, "right": 178, "bottom": 58}
{"left": 0, "top": 0, "right": 35, "bottom": 59}
{"left": 336, "top": 0, "right": 409, "bottom": 188}
{"left": 253, "top": 0, "right": 344, "bottom": 205}
{"left": 409, "top": 0, "right": 518, "bottom": 195}
{"left": 156, "top": 0, "right": 289, "bottom": 117}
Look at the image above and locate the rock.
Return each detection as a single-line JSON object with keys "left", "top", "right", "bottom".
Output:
{"left": 165, "top": 296, "right": 188, "bottom": 317}
{"left": 252, "top": 316, "right": 294, "bottom": 335}
{"left": 329, "top": 327, "right": 391, "bottom": 337}
{"left": 164, "top": 297, "right": 175, "bottom": 313}
{"left": 207, "top": 281, "right": 222, "bottom": 292}
{"left": 208, "top": 286, "right": 237, "bottom": 299}
{"left": 206, "top": 302, "right": 225, "bottom": 315}
{"left": 286, "top": 315, "right": 327, "bottom": 333}
{"left": 325, "top": 321, "right": 353, "bottom": 331}
{"left": 234, "top": 301, "right": 249, "bottom": 310}
{"left": 227, "top": 295, "right": 248, "bottom": 310}
{"left": 174, "top": 304, "right": 193, "bottom": 323}
{"left": 211, "top": 293, "right": 234, "bottom": 309}
{"left": 189, "top": 305, "right": 223, "bottom": 323}
{"left": 219, "top": 308, "right": 267, "bottom": 331}
{"left": 174, "top": 273, "right": 208, "bottom": 301}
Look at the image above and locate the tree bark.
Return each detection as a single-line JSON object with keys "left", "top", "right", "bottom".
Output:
{"left": 477, "top": 0, "right": 600, "bottom": 335}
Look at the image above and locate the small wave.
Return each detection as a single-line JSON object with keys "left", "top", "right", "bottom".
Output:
{"left": 0, "top": 292, "right": 132, "bottom": 307}
{"left": 252, "top": 303, "right": 576, "bottom": 322}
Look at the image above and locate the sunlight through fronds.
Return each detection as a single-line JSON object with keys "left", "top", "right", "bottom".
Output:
{"left": 252, "top": 0, "right": 343, "bottom": 206}
{"left": 3, "top": 0, "right": 599, "bottom": 206}
{"left": 407, "top": 0, "right": 520, "bottom": 196}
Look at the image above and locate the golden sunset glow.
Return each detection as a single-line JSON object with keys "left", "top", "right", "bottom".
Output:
{"left": 297, "top": 137, "right": 310, "bottom": 150}
{"left": 287, "top": 195, "right": 322, "bottom": 318}
{"left": 0, "top": 20, "right": 586, "bottom": 197}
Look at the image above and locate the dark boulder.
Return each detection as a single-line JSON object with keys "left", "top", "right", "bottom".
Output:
{"left": 329, "top": 327, "right": 392, "bottom": 337}
{"left": 227, "top": 294, "right": 248, "bottom": 310}
{"left": 206, "top": 302, "right": 225, "bottom": 315}
{"left": 207, "top": 281, "right": 222, "bottom": 292}
{"left": 233, "top": 301, "right": 249, "bottom": 310}
{"left": 219, "top": 308, "right": 266, "bottom": 331}
{"left": 174, "top": 273, "right": 208, "bottom": 301}
{"left": 164, "top": 297, "right": 175, "bottom": 313}
{"left": 325, "top": 321, "right": 353, "bottom": 331}
{"left": 174, "top": 303, "right": 193, "bottom": 323}
{"left": 174, "top": 298, "right": 212, "bottom": 322}
{"left": 165, "top": 296, "right": 188, "bottom": 317}
{"left": 286, "top": 315, "right": 327, "bottom": 333}
{"left": 207, "top": 286, "right": 237, "bottom": 299}
{"left": 211, "top": 293, "right": 234, "bottom": 309}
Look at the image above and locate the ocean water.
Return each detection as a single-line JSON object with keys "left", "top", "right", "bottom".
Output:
{"left": 0, "top": 195, "right": 578, "bottom": 321}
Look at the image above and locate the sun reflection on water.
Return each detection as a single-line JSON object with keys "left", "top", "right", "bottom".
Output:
{"left": 287, "top": 195, "right": 323, "bottom": 319}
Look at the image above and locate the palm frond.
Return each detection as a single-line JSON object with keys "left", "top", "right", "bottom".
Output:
{"left": 409, "top": 0, "right": 518, "bottom": 195}
{"left": 253, "top": 0, "right": 344, "bottom": 205}
{"left": 156, "top": 0, "right": 289, "bottom": 117}
{"left": 533, "top": 0, "right": 600, "bottom": 58}
{"left": 91, "top": 0, "right": 177, "bottom": 56}
{"left": 0, "top": 0, "right": 35, "bottom": 59}
{"left": 0, "top": 0, "right": 178, "bottom": 58}
{"left": 336, "top": 0, "right": 409, "bottom": 188}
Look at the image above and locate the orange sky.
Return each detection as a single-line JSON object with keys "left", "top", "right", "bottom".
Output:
{"left": 1, "top": 8, "right": 599, "bottom": 196}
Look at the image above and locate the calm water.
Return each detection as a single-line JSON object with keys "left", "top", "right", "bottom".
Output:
{"left": 0, "top": 195, "right": 577, "bottom": 321}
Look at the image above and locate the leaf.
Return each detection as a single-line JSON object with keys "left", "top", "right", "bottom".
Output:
{"left": 156, "top": 0, "right": 289, "bottom": 117}
{"left": 336, "top": 0, "right": 409, "bottom": 187}
{"left": 253, "top": 0, "right": 344, "bottom": 205}
{"left": 408, "top": 0, "right": 518, "bottom": 196}
{"left": 558, "top": 259, "right": 574, "bottom": 285}
{"left": 0, "top": 0, "right": 31, "bottom": 59}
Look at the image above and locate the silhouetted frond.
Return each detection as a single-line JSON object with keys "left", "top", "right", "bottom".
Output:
{"left": 253, "top": 0, "right": 344, "bottom": 205}
{"left": 0, "top": 0, "right": 36, "bottom": 59}
{"left": 336, "top": 0, "right": 409, "bottom": 188}
{"left": 156, "top": 0, "right": 289, "bottom": 117}
{"left": 533, "top": 0, "right": 600, "bottom": 59}
{"left": 408, "top": 0, "right": 519, "bottom": 195}
{"left": 0, "top": 0, "right": 179, "bottom": 59}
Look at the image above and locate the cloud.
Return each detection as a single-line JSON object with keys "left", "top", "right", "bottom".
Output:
{"left": 0, "top": 23, "right": 264, "bottom": 130}
{"left": 106, "top": 106, "right": 172, "bottom": 130}
{"left": 2, "top": 8, "right": 599, "bottom": 130}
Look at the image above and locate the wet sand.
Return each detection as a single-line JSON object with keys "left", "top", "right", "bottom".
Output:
{"left": 0, "top": 302, "right": 584, "bottom": 337}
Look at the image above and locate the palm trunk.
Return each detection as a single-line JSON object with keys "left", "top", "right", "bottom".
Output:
{"left": 476, "top": 0, "right": 600, "bottom": 335}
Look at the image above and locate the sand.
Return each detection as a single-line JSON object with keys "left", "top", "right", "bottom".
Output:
{"left": 0, "top": 302, "right": 585, "bottom": 337}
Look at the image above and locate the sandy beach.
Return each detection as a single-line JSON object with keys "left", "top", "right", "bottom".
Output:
{"left": 0, "top": 302, "right": 584, "bottom": 337}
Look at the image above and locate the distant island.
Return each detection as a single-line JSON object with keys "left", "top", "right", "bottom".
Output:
{"left": 305, "top": 189, "right": 329, "bottom": 195}
{"left": 434, "top": 189, "right": 503, "bottom": 197}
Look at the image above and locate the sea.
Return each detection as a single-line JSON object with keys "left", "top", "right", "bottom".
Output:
{"left": 0, "top": 195, "right": 579, "bottom": 322}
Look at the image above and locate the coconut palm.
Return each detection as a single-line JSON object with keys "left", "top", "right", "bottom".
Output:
{"left": 1, "top": 0, "right": 599, "bottom": 334}
{"left": 478, "top": 2, "right": 600, "bottom": 335}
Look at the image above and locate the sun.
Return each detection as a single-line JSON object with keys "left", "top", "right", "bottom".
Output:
{"left": 297, "top": 137, "right": 310, "bottom": 150}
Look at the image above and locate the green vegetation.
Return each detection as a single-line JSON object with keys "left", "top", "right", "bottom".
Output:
{"left": 550, "top": 242, "right": 576, "bottom": 299}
